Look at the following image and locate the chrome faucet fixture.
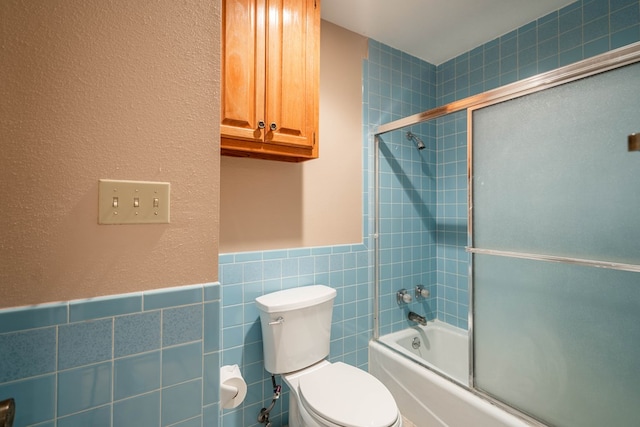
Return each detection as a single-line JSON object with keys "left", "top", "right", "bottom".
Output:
{"left": 415, "top": 285, "right": 430, "bottom": 299}
{"left": 408, "top": 311, "right": 427, "bottom": 326}
{"left": 406, "top": 131, "right": 426, "bottom": 150}
{"left": 397, "top": 289, "right": 412, "bottom": 304}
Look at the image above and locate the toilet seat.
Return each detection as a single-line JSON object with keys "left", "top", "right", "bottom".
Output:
{"left": 298, "top": 362, "right": 399, "bottom": 427}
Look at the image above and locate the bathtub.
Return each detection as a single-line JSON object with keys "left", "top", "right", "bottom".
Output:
{"left": 369, "top": 320, "right": 533, "bottom": 427}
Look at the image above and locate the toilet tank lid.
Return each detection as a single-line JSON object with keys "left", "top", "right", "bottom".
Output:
{"left": 255, "top": 285, "right": 336, "bottom": 313}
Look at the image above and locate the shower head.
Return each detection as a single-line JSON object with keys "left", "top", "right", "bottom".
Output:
{"left": 406, "top": 131, "right": 426, "bottom": 150}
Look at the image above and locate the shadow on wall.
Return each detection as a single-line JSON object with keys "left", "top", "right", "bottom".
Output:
{"left": 378, "top": 136, "right": 436, "bottom": 235}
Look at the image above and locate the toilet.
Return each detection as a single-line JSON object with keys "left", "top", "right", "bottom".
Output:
{"left": 256, "top": 285, "right": 402, "bottom": 427}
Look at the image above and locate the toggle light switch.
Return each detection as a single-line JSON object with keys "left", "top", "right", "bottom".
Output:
{"left": 98, "top": 179, "right": 170, "bottom": 224}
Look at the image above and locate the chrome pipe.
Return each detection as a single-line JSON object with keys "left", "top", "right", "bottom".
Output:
{"left": 373, "top": 135, "right": 380, "bottom": 339}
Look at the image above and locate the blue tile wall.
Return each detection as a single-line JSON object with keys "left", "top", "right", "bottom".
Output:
{"left": 0, "top": 375, "right": 56, "bottom": 426}
{"left": 367, "top": 41, "right": 439, "bottom": 334}
{"left": 367, "top": 41, "right": 472, "bottom": 333}
{"left": 162, "top": 380, "right": 203, "bottom": 426}
{"left": 0, "top": 283, "right": 220, "bottom": 427}
{"left": 366, "top": 40, "right": 437, "bottom": 128}
{"left": 114, "top": 311, "right": 161, "bottom": 358}
{"left": 0, "top": 328, "right": 56, "bottom": 383}
{"left": 58, "top": 362, "right": 112, "bottom": 417}
{"left": 58, "top": 319, "right": 113, "bottom": 370}
{"left": 113, "top": 392, "right": 160, "bottom": 427}
{"left": 437, "top": 0, "right": 640, "bottom": 103}
{"left": 114, "top": 351, "right": 160, "bottom": 400}
{"left": 0, "top": 303, "right": 67, "bottom": 334}
{"left": 435, "top": 110, "right": 469, "bottom": 329}
{"left": 58, "top": 405, "right": 111, "bottom": 427}
{"left": 376, "top": 128, "right": 440, "bottom": 334}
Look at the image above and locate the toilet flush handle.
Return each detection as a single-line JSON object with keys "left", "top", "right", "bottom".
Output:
{"left": 268, "top": 316, "right": 284, "bottom": 326}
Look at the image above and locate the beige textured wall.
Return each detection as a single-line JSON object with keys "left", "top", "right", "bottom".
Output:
{"left": 220, "top": 21, "right": 367, "bottom": 253}
{"left": 0, "top": 0, "right": 221, "bottom": 308}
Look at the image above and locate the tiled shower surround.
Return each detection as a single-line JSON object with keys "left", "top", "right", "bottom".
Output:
{"left": 374, "top": 0, "right": 640, "bottom": 334}
{"left": 0, "top": 1, "right": 638, "bottom": 426}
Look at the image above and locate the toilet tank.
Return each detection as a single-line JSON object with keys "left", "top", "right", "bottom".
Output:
{"left": 256, "top": 285, "right": 336, "bottom": 374}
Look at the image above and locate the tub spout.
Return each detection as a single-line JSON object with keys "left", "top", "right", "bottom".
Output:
{"left": 408, "top": 311, "right": 427, "bottom": 326}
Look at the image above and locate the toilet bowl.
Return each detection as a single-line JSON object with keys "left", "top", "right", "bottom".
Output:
{"left": 284, "top": 360, "right": 402, "bottom": 427}
{"left": 255, "top": 285, "right": 402, "bottom": 427}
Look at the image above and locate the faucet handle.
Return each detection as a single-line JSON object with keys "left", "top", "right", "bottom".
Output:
{"left": 397, "top": 289, "right": 412, "bottom": 304}
{"left": 416, "top": 285, "right": 430, "bottom": 299}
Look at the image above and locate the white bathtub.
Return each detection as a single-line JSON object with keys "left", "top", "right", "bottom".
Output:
{"left": 370, "top": 321, "right": 533, "bottom": 427}
{"left": 378, "top": 320, "right": 469, "bottom": 385}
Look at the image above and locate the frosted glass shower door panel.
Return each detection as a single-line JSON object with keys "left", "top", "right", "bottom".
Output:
{"left": 473, "top": 254, "right": 640, "bottom": 427}
{"left": 472, "top": 62, "right": 640, "bottom": 264}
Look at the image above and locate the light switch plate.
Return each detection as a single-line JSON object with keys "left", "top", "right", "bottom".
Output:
{"left": 98, "top": 179, "right": 170, "bottom": 224}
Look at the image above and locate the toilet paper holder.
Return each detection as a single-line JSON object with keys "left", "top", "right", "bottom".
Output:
{"left": 0, "top": 398, "right": 15, "bottom": 427}
{"left": 220, "top": 365, "right": 247, "bottom": 409}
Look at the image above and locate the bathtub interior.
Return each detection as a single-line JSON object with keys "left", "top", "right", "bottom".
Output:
{"left": 378, "top": 320, "right": 469, "bottom": 385}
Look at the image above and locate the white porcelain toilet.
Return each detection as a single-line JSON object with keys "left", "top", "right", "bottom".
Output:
{"left": 256, "top": 285, "right": 402, "bottom": 427}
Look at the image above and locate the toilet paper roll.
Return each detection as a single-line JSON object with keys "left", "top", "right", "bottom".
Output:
{"left": 220, "top": 365, "right": 247, "bottom": 409}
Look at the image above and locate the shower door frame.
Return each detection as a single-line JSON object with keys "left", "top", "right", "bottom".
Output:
{"left": 373, "top": 41, "right": 640, "bottom": 425}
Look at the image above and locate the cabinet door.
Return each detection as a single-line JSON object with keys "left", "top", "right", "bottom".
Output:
{"left": 264, "top": 0, "right": 319, "bottom": 155}
{"left": 221, "top": 0, "right": 265, "bottom": 142}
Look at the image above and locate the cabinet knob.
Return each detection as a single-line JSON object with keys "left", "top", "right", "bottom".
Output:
{"left": 257, "top": 121, "right": 266, "bottom": 129}
{"left": 270, "top": 122, "right": 277, "bottom": 131}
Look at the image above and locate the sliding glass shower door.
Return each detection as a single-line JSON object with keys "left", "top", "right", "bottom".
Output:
{"left": 471, "top": 61, "right": 640, "bottom": 426}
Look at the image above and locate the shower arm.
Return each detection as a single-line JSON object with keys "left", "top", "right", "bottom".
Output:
{"left": 406, "top": 131, "right": 426, "bottom": 150}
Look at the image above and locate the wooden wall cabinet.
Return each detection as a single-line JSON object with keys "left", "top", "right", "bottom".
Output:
{"left": 221, "top": 0, "right": 320, "bottom": 162}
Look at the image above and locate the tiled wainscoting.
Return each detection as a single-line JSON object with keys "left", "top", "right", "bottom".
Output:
{"left": 0, "top": 283, "right": 221, "bottom": 427}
